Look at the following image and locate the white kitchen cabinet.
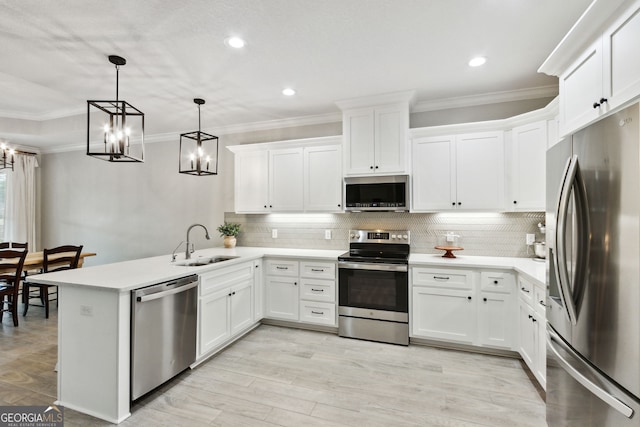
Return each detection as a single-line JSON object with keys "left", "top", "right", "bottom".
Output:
{"left": 265, "top": 275, "right": 299, "bottom": 321}
{"left": 412, "top": 131, "right": 505, "bottom": 211}
{"left": 456, "top": 131, "right": 505, "bottom": 210}
{"left": 304, "top": 145, "right": 342, "bottom": 211}
{"left": 269, "top": 148, "right": 304, "bottom": 211}
{"left": 517, "top": 274, "right": 546, "bottom": 389}
{"left": 253, "top": 259, "right": 263, "bottom": 321}
{"left": 477, "top": 271, "right": 515, "bottom": 350}
{"left": 543, "top": 1, "right": 640, "bottom": 136}
{"left": 518, "top": 299, "right": 537, "bottom": 368}
{"left": 508, "top": 121, "right": 547, "bottom": 211}
{"left": 197, "top": 262, "right": 255, "bottom": 358}
{"left": 264, "top": 258, "right": 337, "bottom": 327}
{"left": 412, "top": 267, "right": 516, "bottom": 351}
{"left": 342, "top": 103, "right": 409, "bottom": 176}
{"left": 411, "top": 136, "right": 455, "bottom": 210}
{"left": 559, "top": 39, "right": 604, "bottom": 135}
{"left": 229, "top": 137, "right": 342, "bottom": 213}
{"left": 234, "top": 150, "right": 269, "bottom": 213}
{"left": 412, "top": 286, "right": 476, "bottom": 344}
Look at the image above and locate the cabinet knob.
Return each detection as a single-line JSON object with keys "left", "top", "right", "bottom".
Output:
{"left": 493, "top": 280, "right": 498, "bottom": 284}
{"left": 600, "top": 97, "right": 608, "bottom": 105}
{"left": 467, "top": 296, "right": 472, "bottom": 300}
{"left": 483, "top": 297, "right": 487, "bottom": 302}
{"left": 528, "top": 314, "right": 533, "bottom": 319}
{"left": 338, "top": 204, "right": 341, "bottom": 207}
{"left": 232, "top": 291, "right": 236, "bottom": 295}
{"left": 458, "top": 202, "right": 462, "bottom": 206}
{"left": 532, "top": 318, "right": 537, "bottom": 323}
{"left": 593, "top": 101, "right": 601, "bottom": 109}
{"left": 264, "top": 205, "right": 267, "bottom": 208}
{"left": 294, "top": 282, "right": 297, "bottom": 286}
{"left": 513, "top": 200, "right": 517, "bottom": 204}
{"left": 375, "top": 165, "right": 379, "bottom": 169}
{"left": 370, "top": 166, "right": 374, "bottom": 169}
{"left": 452, "top": 202, "right": 456, "bottom": 206}
{"left": 269, "top": 205, "right": 273, "bottom": 208}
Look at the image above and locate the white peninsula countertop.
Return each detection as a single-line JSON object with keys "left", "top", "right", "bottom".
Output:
{"left": 25, "top": 246, "right": 345, "bottom": 292}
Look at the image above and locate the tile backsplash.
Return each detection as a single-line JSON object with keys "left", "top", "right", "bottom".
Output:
{"left": 224, "top": 211, "right": 546, "bottom": 258}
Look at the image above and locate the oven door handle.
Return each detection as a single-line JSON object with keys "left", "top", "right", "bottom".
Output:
{"left": 338, "top": 262, "right": 407, "bottom": 272}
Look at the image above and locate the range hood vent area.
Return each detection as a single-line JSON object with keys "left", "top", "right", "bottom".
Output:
{"left": 344, "top": 175, "right": 409, "bottom": 212}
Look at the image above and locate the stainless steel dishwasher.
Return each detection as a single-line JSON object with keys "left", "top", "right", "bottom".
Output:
{"left": 131, "top": 274, "right": 198, "bottom": 401}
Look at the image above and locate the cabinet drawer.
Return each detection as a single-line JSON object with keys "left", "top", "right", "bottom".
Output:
{"left": 412, "top": 267, "right": 473, "bottom": 290}
{"left": 299, "top": 301, "right": 336, "bottom": 326}
{"left": 300, "top": 261, "right": 335, "bottom": 279}
{"left": 480, "top": 271, "right": 514, "bottom": 294}
{"left": 534, "top": 282, "right": 547, "bottom": 314}
{"left": 300, "top": 278, "right": 335, "bottom": 303}
{"left": 518, "top": 276, "right": 534, "bottom": 304}
{"left": 200, "top": 262, "right": 253, "bottom": 297}
{"left": 266, "top": 259, "right": 299, "bottom": 277}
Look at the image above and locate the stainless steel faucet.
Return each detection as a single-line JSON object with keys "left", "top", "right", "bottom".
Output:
{"left": 185, "top": 224, "right": 210, "bottom": 259}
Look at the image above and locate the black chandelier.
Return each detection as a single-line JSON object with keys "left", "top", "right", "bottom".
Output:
{"left": 0, "top": 142, "right": 15, "bottom": 171}
{"left": 87, "top": 55, "right": 144, "bottom": 162}
{"left": 179, "top": 98, "right": 218, "bottom": 176}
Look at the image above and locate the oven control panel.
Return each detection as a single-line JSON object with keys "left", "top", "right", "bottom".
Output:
{"left": 348, "top": 229, "right": 410, "bottom": 244}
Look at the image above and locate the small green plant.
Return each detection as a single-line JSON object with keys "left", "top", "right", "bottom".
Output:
{"left": 217, "top": 222, "right": 241, "bottom": 237}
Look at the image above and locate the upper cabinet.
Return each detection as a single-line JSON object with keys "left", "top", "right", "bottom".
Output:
{"left": 337, "top": 91, "right": 414, "bottom": 176}
{"left": 508, "top": 120, "right": 547, "bottom": 211}
{"left": 228, "top": 136, "right": 342, "bottom": 214}
{"left": 412, "top": 131, "right": 505, "bottom": 211}
{"left": 540, "top": 0, "right": 640, "bottom": 136}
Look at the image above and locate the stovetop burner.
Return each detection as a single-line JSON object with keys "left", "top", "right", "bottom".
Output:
{"left": 339, "top": 229, "right": 410, "bottom": 264}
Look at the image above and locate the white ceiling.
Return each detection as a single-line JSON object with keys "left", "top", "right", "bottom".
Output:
{"left": 0, "top": 0, "right": 592, "bottom": 151}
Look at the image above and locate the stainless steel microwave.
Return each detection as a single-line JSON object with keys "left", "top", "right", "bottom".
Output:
{"left": 344, "top": 175, "right": 409, "bottom": 212}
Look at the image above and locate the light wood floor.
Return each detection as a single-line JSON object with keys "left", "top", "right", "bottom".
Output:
{"left": 1, "top": 304, "right": 546, "bottom": 426}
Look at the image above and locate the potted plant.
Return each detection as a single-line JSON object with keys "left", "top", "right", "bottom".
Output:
{"left": 217, "top": 222, "right": 241, "bottom": 248}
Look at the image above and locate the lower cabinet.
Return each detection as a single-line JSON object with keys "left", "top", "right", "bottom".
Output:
{"left": 411, "top": 267, "right": 515, "bottom": 351}
{"left": 517, "top": 275, "right": 546, "bottom": 389}
{"left": 265, "top": 258, "right": 337, "bottom": 327}
{"left": 197, "top": 261, "right": 256, "bottom": 359}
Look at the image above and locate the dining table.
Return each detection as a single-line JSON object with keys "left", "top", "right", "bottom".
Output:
{"left": 23, "top": 251, "right": 97, "bottom": 272}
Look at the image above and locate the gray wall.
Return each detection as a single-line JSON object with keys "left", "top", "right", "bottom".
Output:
{"left": 40, "top": 137, "right": 235, "bottom": 266}
{"left": 38, "top": 97, "right": 552, "bottom": 266}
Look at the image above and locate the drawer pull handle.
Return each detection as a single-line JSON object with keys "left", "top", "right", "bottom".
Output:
{"left": 521, "top": 287, "right": 530, "bottom": 293}
{"left": 311, "top": 311, "right": 324, "bottom": 315}
{"left": 433, "top": 276, "right": 450, "bottom": 280}
{"left": 311, "top": 288, "right": 324, "bottom": 292}
{"left": 539, "top": 300, "right": 547, "bottom": 307}
{"left": 311, "top": 268, "right": 324, "bottom": 272}
{"left": 276, "top": 266, "right": 288, "bottom": 270}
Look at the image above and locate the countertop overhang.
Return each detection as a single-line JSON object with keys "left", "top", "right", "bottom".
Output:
{"left": 25, "top": 246, "right": 546, "bottom": 291}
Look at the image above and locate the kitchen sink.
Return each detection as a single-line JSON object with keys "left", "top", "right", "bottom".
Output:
{"left": 175, "top": 256, "right": 239, "bottom": 266}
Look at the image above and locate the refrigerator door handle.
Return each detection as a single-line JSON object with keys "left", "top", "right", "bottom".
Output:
{"left": 555, "top": 155, "right": 579, "bottom": 325}
{"left": 547, "top": 327, "right": 634, "bottom": 418}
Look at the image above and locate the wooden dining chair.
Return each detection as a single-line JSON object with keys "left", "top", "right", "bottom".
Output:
{"left": 23, "top": 245, "right": 83, "bottom": 319}
{"left": 0, "top": 242, "right": 28, "bottom": 250}
{"left": 0, "top": 249, "right": 28, "bottom": 326}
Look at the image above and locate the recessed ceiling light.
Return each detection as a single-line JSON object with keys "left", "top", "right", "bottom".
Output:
{"left": 225, "top": 37, "right": 246, "bottom": 49}
{"left": 468, "top": 56, "right": 487, "bottom": 67}
{"left": 282, "top": 88, "right": 296, "bottom": 96}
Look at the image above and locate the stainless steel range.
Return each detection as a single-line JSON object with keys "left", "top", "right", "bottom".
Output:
{"left": 338, "top": 229, "right": 409, "bottom": 345}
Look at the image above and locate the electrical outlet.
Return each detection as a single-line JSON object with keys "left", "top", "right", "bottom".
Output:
{"left": 526, "top": 233, "right": 535, "bottom": 245}
{"left": 325, "top": 230, "right": 332, "bottom": 240}
{"left": 272, "top": 229, "right": 278, "bottom": 238}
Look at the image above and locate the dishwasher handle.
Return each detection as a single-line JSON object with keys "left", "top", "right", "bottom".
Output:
{"left": 136, "top": 279, "right": 199, "bottom": 303}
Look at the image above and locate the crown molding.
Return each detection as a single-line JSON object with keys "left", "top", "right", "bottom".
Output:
{"left": 335, "top": 90, "right": 417, "bottom": 110}
{"left": 411, "top": 86, "right": 558, "bottom": 113}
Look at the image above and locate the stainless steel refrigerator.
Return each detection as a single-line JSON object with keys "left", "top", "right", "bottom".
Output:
{"left": 546, "top": 102, "right": 640, "bottom": 426}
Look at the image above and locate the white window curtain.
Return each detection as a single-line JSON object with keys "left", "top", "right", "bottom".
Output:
{"left": 3, "top": 154, "right": 38, "bottom": 249}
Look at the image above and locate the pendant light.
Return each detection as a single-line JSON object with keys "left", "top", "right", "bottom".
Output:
{"left": 87, "top": 55, "right": 144, "bottom": 162}
{"left": 179, "top": 98, "right": 218, "bottom": 176}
